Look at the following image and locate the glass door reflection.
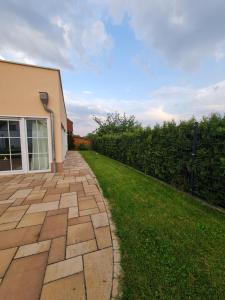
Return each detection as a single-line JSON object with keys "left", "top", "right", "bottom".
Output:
{"left": 0, "top": 120, "right": 22, "bottom": 171}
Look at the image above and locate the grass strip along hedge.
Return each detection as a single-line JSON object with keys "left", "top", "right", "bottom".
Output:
{"left": 92, "top": 114, "right": 225, "bottom": 206}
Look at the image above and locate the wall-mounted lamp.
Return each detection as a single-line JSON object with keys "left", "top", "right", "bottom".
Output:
{"left": 39, "top": 92, "right": 49, "bottom": 106}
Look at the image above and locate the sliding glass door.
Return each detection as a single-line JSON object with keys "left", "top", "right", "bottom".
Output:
{"left": 0, "top": 118, "right": 50, "bottom": 174}
{"left": 26, "top": 119, "right": 49, "bottom": 171}
{"left": 0, "top": 120, "right": 22, "bottom": 171}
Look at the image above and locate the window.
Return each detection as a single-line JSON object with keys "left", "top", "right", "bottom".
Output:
{"left": 0, "top": 120, "right": 22, "bottom": 171}
{"left": 26, "top": 119, "right": 49, "bottom": 171}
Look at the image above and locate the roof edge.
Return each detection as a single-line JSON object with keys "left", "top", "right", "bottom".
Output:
{"left": 57, "top": 70, "right": 67, "bottom": 118}
{"left": 0, "top": 59, "right": 60, "bottom": 72}
{"left": 0, "top": 59, "right": 67, "bottom": 118}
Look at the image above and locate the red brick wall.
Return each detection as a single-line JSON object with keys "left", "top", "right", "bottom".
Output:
{"left": 67, "top": 118, "right": 73, "bottom": 133}
{"left": 73, "top": 137, "right": 91, "bottom": 149}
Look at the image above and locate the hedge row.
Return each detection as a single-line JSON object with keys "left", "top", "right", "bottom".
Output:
{"left": 92, "top": 114, "right": 225, "bottom": 206}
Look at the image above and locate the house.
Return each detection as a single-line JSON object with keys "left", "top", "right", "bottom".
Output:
{"left": 67, "top": 118, "right": 73, "bottom": 134}
{"left": 0, "top": 60, "right": 67, "bottom": 174}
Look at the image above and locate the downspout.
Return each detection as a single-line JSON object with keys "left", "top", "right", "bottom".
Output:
{"left": 39, "top": 92, "right": 56, "bottom": 173}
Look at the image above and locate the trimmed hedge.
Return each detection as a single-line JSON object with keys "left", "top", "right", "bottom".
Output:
{"left": 92, "top": 114, "right": 225, "bottom": 206}
{"left": 79, "top": 143, "right": 91, "bottom": 151}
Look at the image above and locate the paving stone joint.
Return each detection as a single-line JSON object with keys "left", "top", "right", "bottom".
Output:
{"left": 0, "top": 151, "right": 122, "bottom": 300}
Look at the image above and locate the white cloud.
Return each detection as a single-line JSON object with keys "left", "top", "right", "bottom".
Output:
{"left": 100, "top": 0, "right": 225, "bottom": 70}
{"left": 215, "top": 49, "right": 225, "bottom": 61}
{"left": 83, "top": 90, "right": 93, "bottom": 95}
{"left": 144, "top": 81, "right": 225, "bottom": 122}
{"left": 64, "top": 90, "right": 111, "bottom": 135}
{"left": 65, "top": 80, "right": 225, "bottom": 135}
{"left": 51, "top": 16, "right": 72, "bottom": 48}
{"left": 0, "top": 0, "right": 112, "bottom": 68}
{"left": 2, "top": 0, "right": 225, "bottom": 70}
{"left": 140, "top": 106, "right": 178, "bottom": 123}
{"left": 81, "top": 21, "right": 113, "bottom": 56}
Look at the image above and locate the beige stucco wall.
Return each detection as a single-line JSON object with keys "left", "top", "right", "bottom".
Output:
{"left": 58, "top": 77, "right": 67, "bottom": 131}
{"left": 0, "top": 60, "right": 67, "bottom": 165}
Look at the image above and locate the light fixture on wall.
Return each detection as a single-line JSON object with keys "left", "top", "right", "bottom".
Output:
{"left": 39, "top": 92, "right": 49, "bottom": 106}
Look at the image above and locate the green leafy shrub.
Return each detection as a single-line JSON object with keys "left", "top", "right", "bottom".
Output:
{"left": 91, "top": 114, "right": 225, "bottom": 206}
{"left": 79, "top": 143, "right": 91, "bottom": 151}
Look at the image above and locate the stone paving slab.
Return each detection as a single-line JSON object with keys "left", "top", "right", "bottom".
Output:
{"left": 0, "top": 151, "right": 120, "bottom": 299}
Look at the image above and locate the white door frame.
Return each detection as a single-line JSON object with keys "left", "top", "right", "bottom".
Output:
{"left": 0, "top": 117, "right": 24, "bottom": 175}
{"left": 0, "top": 116, "right": 52, "bottom": 175}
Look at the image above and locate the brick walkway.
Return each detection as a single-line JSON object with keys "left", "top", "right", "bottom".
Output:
{"left": 0, "top": 151, "right": 120, "bottom": 300}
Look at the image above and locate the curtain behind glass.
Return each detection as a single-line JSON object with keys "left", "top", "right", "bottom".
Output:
{"left": 37, "top": 120, "right": 47, "bottom": 137}
{"left": 37, "top": 120, "right": 48, "bottom": 169}
{"left": 27, "top": 119, "right": 49, "bottom": 171}
{"left": 31, "top": 121, "right": 39, "bottom": 170}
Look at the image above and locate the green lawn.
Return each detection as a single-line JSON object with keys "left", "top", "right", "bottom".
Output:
{"left": 81, "top": 151, "right": 225, "bottom": 300}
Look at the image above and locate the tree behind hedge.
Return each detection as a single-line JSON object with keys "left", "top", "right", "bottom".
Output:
{"left": 93, "top": 112, "right": 141, "bottom": 136}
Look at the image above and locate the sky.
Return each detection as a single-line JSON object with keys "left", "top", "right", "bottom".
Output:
{"left": 0, "top": 0, "right": 225, "bottom": 135}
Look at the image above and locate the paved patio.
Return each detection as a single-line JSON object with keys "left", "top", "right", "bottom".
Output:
{"left": 0, "top": 151, "right": 120, "bottom": 300}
